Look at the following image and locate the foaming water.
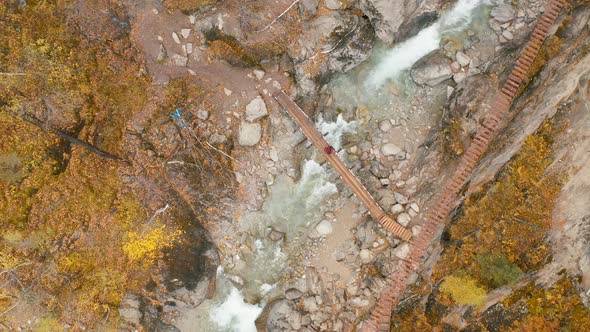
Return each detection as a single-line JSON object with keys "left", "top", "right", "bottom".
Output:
{"left": 366, "top": 0, "right": 485, "bottom": 88}
{"left": 316, "top": 114, "right": 357, "bottom": 150}
{"left": 265, "top": 160, "right": 337, "bottom": 234}
{"left": 210, "top": 285, "right": 263, "bottom": 332}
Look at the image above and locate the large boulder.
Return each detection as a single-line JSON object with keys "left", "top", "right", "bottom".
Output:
{"left": 410, "top": 50, "right": 453, "bottom": 86}
{"left": 360, "top": 0, "right": 410, "bottom": 44}
{"left": 491, "top": 4, "right": 516, "bottom": 23}
{"left": 255, "top": 299, "right": 298, "bottom": 332}
{"left": 289, "top": 11, "right": 375, "bottom": 97}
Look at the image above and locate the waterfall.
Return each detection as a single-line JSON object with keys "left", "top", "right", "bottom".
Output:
{"left": 366, "top": 0, "right": 485, "bottom": 88}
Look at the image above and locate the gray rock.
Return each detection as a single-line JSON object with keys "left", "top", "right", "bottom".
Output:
{"left": 381, "top": 143, "right": 402, "bottom": 156}
{"left": 157, "top": 44, "right": 167, "bottom": 61}
{"left": 238, "top": 122, "right": 262, "bottom": 146}
{"left": 305, "top": 267, "right": 323, "bottom": 295}
{"left": 285, "top": 288, "right": 303, "bottom": 300}
{"left": 299, "top": 0, "right": 319, "bottom": 20}
{"left": 491, "top": 4, "right": 516, "bottom": 22}
{"left": 245, "top": 96, "right": 268, "bottom": 121}
{"left": 359, "top": 249, "right": 373, "bottom": 264}
{"left": 453, "top": 72, "right": 467, "bottom": 84}
{"left": 410, "top": 203, "right": 419, "bottom": 213}
{"left": 268, "top": 228, "right": 285, "bottom": 241}
{"left": 172, "top": 32, "right": 181, "bottom": 44}
{"left": 349, "top": 297, "right": 370, "bottom": 307}
{"left": 316, "top": 220, "right": 333, "bottom": 236}
{"left": 303, "top": 296, "right": 319, "bottom": 312}
{"left": 253, "top": 69, "right": 265, "bottom": 80}
{"left": 209, "top": 132, "right": 227, "bottom": 144}
{"left": 260, "top": 299, "right": 296, "bottom": 331}
{"left": 410, "top": 51, "right": 453, "bottom": 86}
{"left": 391, "top": 203, "right": 404, "bottom": 214}
{"left": 286, "top": 311, "right": 302, "bottom": 330}
{"left": 378, "top": 189, "right": 397, "bottom": 208}
{"left": 197, "top": 109, "right": 209, "bottom": 120}
{"left": 119, "top": 294, "right": 142, "bottom": 324}
{"left": 396, "top": 213, "right": 411, "bottom": 227}
{"left": 393, "top": 243, "right": 410, "bottom": 259}
{"left": 451, "top": 61, "right": 461, "bottom": 72}
{"left": 456, "top": 51, "right": 471, "bottom": 67}
{"left": 180, "top": 28, "right": 191, "bottom": 39}
{"left": 170, "top": 54, "right": 188, "bottom": 67}
{"left": 360, "top": 0, "right": 407, "bottom": 44}
{"left": 325, "top": 0, "right": 342, "bottom": 10}
{"left": 378, "top": 120, "right": 392, "bottom": 132}
{"left": 502, "top": 29, "right": 514, "bottom": 40}
{"left": 394, "top": 192, "right": 408, "bottom": 204}
{"left": 269, "top": 148, "right": 279, "bottom": 162}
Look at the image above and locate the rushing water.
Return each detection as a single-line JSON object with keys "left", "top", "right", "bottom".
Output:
{"left": 327, "top": 0, "right": 490, "bottom": 114}
{"left": 316, "top": 114, "right": 358, "bottom": 150}
{"left": 366, "top": 0, "right": 486, "bottom": 88}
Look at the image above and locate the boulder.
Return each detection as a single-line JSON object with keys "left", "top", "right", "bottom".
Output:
{"left": 299, "top": 0, "right": 319, "bottom": 20}
{"left": 393, "top": 243, "right": 410, "bottom": 259}
{"left": 238, "top": 122, "right": 262, "bottom": 146}
{"left": 316, "top": 220, "right": 333, "bottom": 236}
{"left": 197, "top": 109, "right": 209, "bottom": 120}
{"left": 360, "top": 249, "right": 373, "bottom": 264}
{"left": 290, "top": 12, "right": 375, "bottom": 97}
{"left": 303, "top": 296, "right": 319, "bottom": 312}
{"left": 359, "top": 0, "right": 409, "bottom": 44}
{"left": 257, "top": 299, "right": 296, "bottom": 332}
{"left": 325, "top": 0, "right": 342, "bottom": 10}
{"left": 410, "top": 50, "right": 453, "bottom": 86}
{"left": 491, "top": 4, "right": 516, "bottom": 22}
{"left": 381, "top": 143, "right": 402, "bottom": 156}
{"left": 396, "top": 213, "right": 411, "bottom": 227}
{"left": 245, "top": 96, "right": 268, "bottom": 121}
{"left": 391, "top": 203, "right": 404, "bottom": 214}
{"left": 285, "top": 288, "right": 303, "bottom": 300}
{"left": 119, "top": 294, "right": 142, "bottom": 325}
{"left": 378, "top": 120, "right": 392, "bottom": 132}
{"left": 455, "top": 51, "right": 471, "bottom": 67}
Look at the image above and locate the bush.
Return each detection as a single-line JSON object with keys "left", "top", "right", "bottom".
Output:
{"left": 440, "top": 275, "right": 487, "bottom": 308}
{"left": 477, "top": 253, "right": 523, "bottom": 288}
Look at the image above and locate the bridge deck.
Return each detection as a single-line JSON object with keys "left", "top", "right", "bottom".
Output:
{"left": 272, "top": 90, "right": 413, "bottom": 242}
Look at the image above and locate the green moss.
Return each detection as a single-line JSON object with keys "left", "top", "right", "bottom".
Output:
{"left": 476, "top": 253, "right": 523, "bottom": 288}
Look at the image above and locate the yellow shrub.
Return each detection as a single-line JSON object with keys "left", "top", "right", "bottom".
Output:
{"left": 123, "top": 226, "right": 182, "bottom": 265}
{"left": 440, "top": 275, "right": 487, "bottom": 308}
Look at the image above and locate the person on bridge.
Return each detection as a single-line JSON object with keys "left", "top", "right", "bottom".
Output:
{"left": 325, "top": 146, "right": 334, "bottom": 154}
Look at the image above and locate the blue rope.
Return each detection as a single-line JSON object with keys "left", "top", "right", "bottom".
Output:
{"left": 170, "top": 108, "right": 188, "bottom": 128}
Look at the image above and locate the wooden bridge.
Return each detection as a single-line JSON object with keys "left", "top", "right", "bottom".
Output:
{"left": 271, "top": 90, "right": 413, "bottom": 242}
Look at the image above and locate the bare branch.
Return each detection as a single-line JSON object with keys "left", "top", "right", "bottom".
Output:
{"left": 260, "top": 0, "right": 301, "bottom": 32}
{"left": 0, "top": 72, "right": 26, "bottom": 76}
